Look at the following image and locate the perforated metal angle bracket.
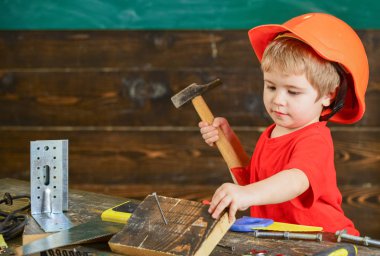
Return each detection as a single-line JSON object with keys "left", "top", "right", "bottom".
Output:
{"left": 30, "top": 140, "right": 73, "bottom": 232}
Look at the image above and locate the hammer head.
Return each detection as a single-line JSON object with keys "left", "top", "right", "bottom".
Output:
{"left": 171, "top": 78, "right": 222, "bottom": 108}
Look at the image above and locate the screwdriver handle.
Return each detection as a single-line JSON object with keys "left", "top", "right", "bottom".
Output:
{"left": 313, "top": 244, "right": 357, "bottom": 256}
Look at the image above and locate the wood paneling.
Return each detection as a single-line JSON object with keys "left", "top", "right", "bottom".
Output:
{"left": 0, "top": 70, "right": 268, "bottom": 126}
{"left": 0, "top": 129, "right": 378, "bottom": 185}
{"left": 0, "top": 31, "right": 255, "bottom": 69}
{"left": 0, "top": 31, "right": 379, "bottom": 126}
{"left": 0, "top": 30, "right": 379, "bottom": 237}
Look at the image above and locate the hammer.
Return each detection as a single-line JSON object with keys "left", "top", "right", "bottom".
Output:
{"left": 171, "top": 79, "right": 244, "bottom": 184}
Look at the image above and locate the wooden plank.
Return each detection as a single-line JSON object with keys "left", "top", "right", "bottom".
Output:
{"left": 0, "top": 30, "right": 379, "bottom": 72}
{"left": 0, "top": 70, "right": 378, "bottom": 126}
{"left": 0, "top": 31, "right": 256, "bottom": 69}
{"left": 0, "top": 31, "right": 379, "bottom": 126}
{"left": 0, "top": 69, "right": 272, "bottom": 127}
{"left": 0, "top": 129, "right": 378, "bottom": 186}
{"left": 109, "top": 194, "right": 232, "bottom": 256}
{"left": 341, "top": 185, "right": 380, "bottom": 239}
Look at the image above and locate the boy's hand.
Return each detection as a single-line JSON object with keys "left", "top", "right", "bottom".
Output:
{"left": 198, "top": 117, "right": 230, "bottom": 147}
{"left": 208, "top": 183, "right": 250, "bottom": 223}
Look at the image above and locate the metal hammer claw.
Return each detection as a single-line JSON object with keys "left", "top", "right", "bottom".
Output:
{"left": 171, "top": 79, "right": 244, "bottom": 184}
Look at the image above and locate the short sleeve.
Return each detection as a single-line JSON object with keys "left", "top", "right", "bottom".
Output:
{"left": 284, "top": 134, "right": 334, "bottom": 209}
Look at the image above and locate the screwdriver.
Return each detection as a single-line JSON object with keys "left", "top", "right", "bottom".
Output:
{"left": 313, "top": 243, "right": 357, "bottom": 256}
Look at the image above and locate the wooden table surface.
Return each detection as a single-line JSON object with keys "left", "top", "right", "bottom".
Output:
{"left": 1, "top": 178, "right": 379, "bottom": 255}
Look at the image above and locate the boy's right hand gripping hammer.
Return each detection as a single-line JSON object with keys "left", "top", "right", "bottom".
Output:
{"left": 171, "top": 79, "right": 242, "bottom": 184}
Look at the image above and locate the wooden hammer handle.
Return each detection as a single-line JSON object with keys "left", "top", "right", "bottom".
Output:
{"left": 192, "top": 95, "right": 243, "bottom": 184}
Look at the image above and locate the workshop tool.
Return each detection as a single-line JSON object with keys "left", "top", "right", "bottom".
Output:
{"left": 230, "top": 216, "right": 274, "bottom": 232}
{"left": 230, "top": 216, "right": 323, "bottom": 232}
{"left": 313, "top": 243, "right": 357, "bottom": 256}
{"left": 171, "top": 79, "right": 247, "bottom": 184}
{"left": 254, "top": 221, "right": 323, "bottom": 232}
{"left": 152, "top": 192, "right": 168, "bottom": 225}
{"left": 15, "top": 217, "right": 124, "bottom": 256}
{"left": 252, "top": 230, "right": 323, "bottom": 242}
{"left": 336, "top": 229, "right": 380, "bottom": 248}
{"left": 30, "top": 140, "right": 73, "bottom": 232}
{"left": 101, "top": 201, "right": 138, "bottom": 224}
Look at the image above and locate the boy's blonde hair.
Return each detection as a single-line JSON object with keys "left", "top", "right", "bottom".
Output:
{"left": 261, "top": 36, "right": 340, "bottom": 100}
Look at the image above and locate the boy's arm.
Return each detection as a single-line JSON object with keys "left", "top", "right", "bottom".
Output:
{"left": 245, "top": 168, "right": 309, "bottom": 205}
{"left": 209, "top": 168, "right": 309, "bottom": 222}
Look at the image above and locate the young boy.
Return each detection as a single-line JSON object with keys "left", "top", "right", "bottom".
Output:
{"left": 199, "top": 13, "right": 368, "bottom": 235}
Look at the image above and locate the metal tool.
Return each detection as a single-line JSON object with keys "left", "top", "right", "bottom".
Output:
{"left": 253, "top": 230, "right": 323, "bottom": 242}
{"left": 30, "top": 140, "right": 73, "bottom": 232}
{"left": 152, "top": 192, "right": 168, "bottom": 225}
{"left": 15, "top": 217, "right": 124, "bottom": 255}
{"left": 230, "top": 216, "right": 274, "bottom": 232}
{"left": 336, "top": 229, "right": 380, "bottom": 247}
{"left": 171, "top": 79, "right": 248, "bottom": 184}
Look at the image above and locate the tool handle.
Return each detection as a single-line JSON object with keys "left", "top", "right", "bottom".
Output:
{"left": 192, "top": 95, "right": 245, "bottom": 184}
{"left": 313, "top": 244, "right": 357, "bottom": 256}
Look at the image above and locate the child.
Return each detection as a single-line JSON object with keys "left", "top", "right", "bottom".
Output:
{"left": 199, "top": 13, "right": 368, "bottom": 235}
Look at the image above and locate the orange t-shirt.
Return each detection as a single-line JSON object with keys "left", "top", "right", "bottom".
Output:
{"left": 231, "top": 121, "right": 358, "bottom": 235}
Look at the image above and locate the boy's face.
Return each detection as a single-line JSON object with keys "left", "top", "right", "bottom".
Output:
{"left": 263, "top": 71, "right": 332, "bottom": 133}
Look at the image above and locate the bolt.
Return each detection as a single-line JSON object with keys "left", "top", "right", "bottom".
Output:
{"left": 253, "top": 230, "right": 322, "bottom": 242}
{"left": 335, "top": 229, "right": 380, "bottom": 247}
{"left": 253, "top": 230, "right": 284, "bottom": 238}
{"left": 284, "top": 231, "right": 323, "bottom": 242}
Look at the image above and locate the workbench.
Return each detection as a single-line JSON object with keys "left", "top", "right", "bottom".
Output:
{"left": 1, "top": 178, "right": 379, "bottom": 255}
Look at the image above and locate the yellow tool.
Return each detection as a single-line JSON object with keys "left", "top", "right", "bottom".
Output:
{"left": 101, "top": 201, "right": 138, "bottom": 224}
{"left": 0, "top": 234, "right": 7, "bottom": 248}
{"left": 254, "top": 221, "right": 323, "bottom": 232}
{"left": 313, "top": 244, "right": 357, "bottom": 256}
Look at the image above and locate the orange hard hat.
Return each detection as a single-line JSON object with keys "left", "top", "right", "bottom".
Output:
{"left": 248, "top": 13, "right": 369, "bottom": 124}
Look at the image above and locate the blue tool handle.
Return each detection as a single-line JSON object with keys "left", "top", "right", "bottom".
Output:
{"left": 230, "top": 216, "right": 274, "bottom": 232}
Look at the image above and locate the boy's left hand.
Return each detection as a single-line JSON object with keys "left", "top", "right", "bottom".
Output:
{"left": 208, "top": 183, "right": 250, "bottom": 223}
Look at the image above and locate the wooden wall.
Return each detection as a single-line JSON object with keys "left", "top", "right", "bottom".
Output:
{"left": 0, "top": 30, "right": 379, "bottom": 237}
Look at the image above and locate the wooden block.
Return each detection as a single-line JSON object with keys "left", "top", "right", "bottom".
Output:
{"left": 109, "top": 194, "right": 232, "bottom": 256}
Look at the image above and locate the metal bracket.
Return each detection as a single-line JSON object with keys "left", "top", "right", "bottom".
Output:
{"left": 30, "top": 140, "right": 73, "bottom": 232}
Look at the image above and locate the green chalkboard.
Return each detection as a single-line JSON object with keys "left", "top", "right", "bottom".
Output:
{"left": 0, "top": 0, "right": 379, "bottom": 30}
